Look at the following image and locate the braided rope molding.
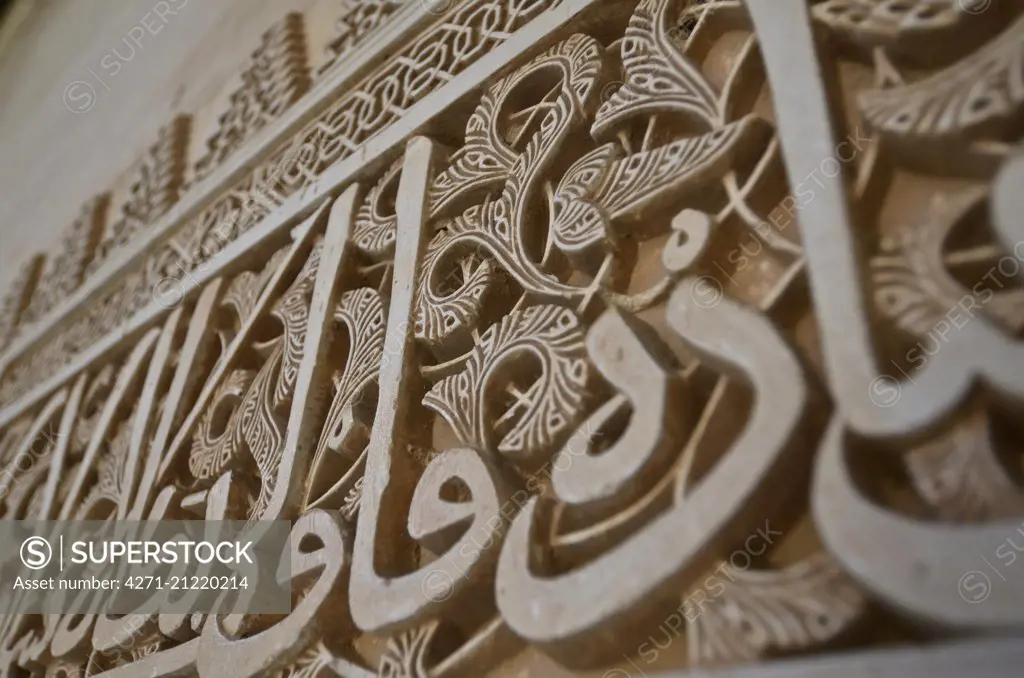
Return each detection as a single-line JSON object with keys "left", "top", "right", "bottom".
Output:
{"left": 0, "top": 2, "right": 428, "bottom": 369}
{"left": 0, "top": 0, "right": 592, "bottom": 429}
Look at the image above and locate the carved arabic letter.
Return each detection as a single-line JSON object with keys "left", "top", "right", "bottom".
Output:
{"left": 749, "top": 0, "right": 1024, "bottom": 439}
{"left": 814, "top": 416, "right": 1024, "bottom": 628}
{"left": 198, "top": 510, "right": 352, "bottom": 678}
{"left": 496, "top": 278, "right": 813, "bottom": 667}
{"left": 550, "top": 307, "right": 688, "bottom": 511}
{"left": 350, "top": 136, "right": 516, "bottom": 633}
{"left": 266, "top": 184, "right": 366, "bottom": 521}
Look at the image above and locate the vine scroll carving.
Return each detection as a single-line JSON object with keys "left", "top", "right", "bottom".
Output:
{"left": 0, "top": 0, "right": 1022, "bottom": 676}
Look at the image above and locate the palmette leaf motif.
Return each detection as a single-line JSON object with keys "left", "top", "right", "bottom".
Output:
{"left": 423, "top": 304, "right": 591, "bottom": 466}
{"left": 190, "top": 368, "right": 254, "bottom": 481}
{"left": 306, "top": 286, "right": 386, "bottom": 507}
{"left": 859, "top": 12, "right": 1024, "bottom": 142}
{"left": 905, "top": 404, "right": 1024, "bottom": 521}
{"left": 221, "top": 247, "right": 291, "bottom": 323}
{"left": 429, "top": 81, "right": 518, "bottom": 217}
{"left": 552, "top": 117, "right": 764, "bottom": 259}
{"left": 871, "top": 194, "right": 1024, "bottom": 337}
{"left": 325, "top": 288, "right": 387, "bottom": 437}
{"left": 187, "top": 242, "right": 322, "bottom": 518}
{"left": 595, "top": 0, "right": 722, "bottom": 132}
{"left": 271, "top": 640, "right": 334, "bottom": 678}
{"left": 78, "top": 412, "right": 133, "bottom": 515}
{"left": 413, "top": 33, "right": 605, "bottom": 347}
{"left": 354, "top": 157, "right": 404, "bottom": 260}
{"left": 688, "top": 554, "right": 866, "bottom": 666}
{"left": 812, "top": 0, "right": 969, "bottom": 45}
{"left": 378, "top": 623, "right": 437, "bottom": 678}
{"left": 413, "top": 217, "right": 500, "bottom": 347}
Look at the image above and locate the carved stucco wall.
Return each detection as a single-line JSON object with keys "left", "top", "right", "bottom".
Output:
{"left": 0, "top": 0, "right": 1022, "bottom": 676}
{"left": 0, "top": 0, "right": 330, "bottom": 285}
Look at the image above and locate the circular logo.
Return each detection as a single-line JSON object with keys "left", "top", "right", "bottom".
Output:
{"left": 868, "top": 375, "right": 901, "bottom": 408}
{"left": 63, "top": 80, "right": 96, "bottom": 113}
{"left": 422, "top": 0, "right": 454, "bottom": 16}
{"left": 20, "top": 536, "right": 52, "bottom": 570}
{"left": 421, "top": 569, "right": 455, "bottom": 602}
{"left": 958, "top": 570, "right": 991, "bottom": 604}
{"left": 959, "top": 0, "right": 992, "bottom": 15}
{"left": 153, "top": 276, "right": 185, "bottom": 310}
{"left": 689, "top": 276, "right": 724, "bottom": 309}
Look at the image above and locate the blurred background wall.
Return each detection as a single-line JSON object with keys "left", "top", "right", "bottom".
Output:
{"left": 0, "top": 0, "right": 336, "bottom": 293}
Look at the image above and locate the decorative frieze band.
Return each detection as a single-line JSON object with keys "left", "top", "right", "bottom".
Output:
{"left": 0, "top": 0, "right": 561, "bottom": 414}
{"left": 0, "top": 255, "right": 43, "bottom": 353}
{"left": 0, "top": 0, "right": 1022, "bottom": 677}
{"left": 191, "top": 11, "right": 311, "bottom": 184}
{"left": 21, "top": 194, "right": 109, "bottom": 326}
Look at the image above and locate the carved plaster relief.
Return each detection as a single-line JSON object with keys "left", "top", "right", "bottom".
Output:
{"left": 0, "top": 0, "right": 1022, "bottom": 676}
{"left": 20, "top": 194, "right": 109, "bottom": 326}
{"left": 191, "top": 12, "right": 311, "bottom": 184}
{"left": 0, "top": 256, "right": 43, "bottom": 352}
{"left": 88, "top": 115, "right": 193, "bottom": 274}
